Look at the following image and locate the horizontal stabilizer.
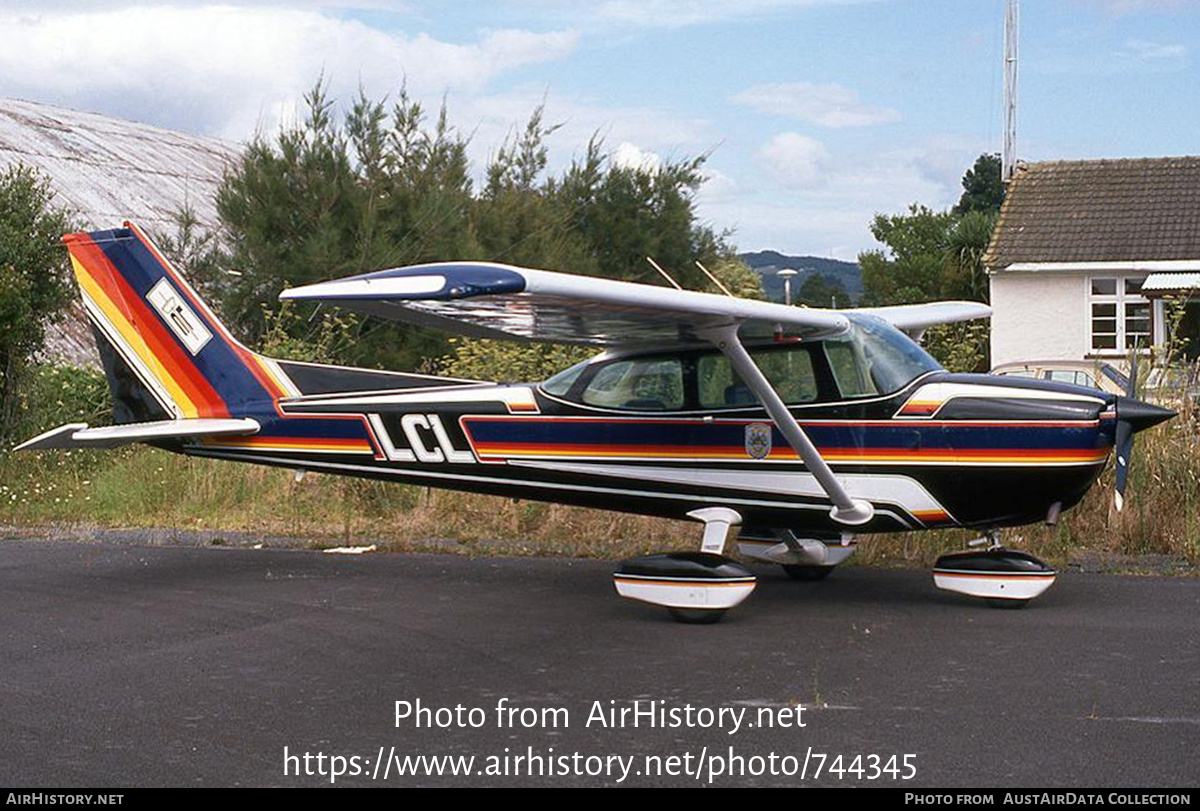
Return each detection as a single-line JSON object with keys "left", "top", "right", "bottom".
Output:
{"left": 15, "top": 418, "right": 260, "bottom": 451}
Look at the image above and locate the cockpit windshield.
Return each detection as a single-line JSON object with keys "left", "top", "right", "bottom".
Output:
{"left": 542, "top": 358, "right": 591, "bottom": 397}
{"left": 824, "top": 314, "right": 942, "bottom": 397}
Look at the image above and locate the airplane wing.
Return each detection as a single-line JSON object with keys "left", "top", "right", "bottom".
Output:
{"left": 280, "top": 261, "right": 858, "bottom": 345}
{"left": 282, "top": 262, "right": 989, "bottom": 345}
{"left": 16, "top": 418, "right": 260, "bottom": 451}
{"left": 852, "top": 301, "right": 993, "bottom": 334}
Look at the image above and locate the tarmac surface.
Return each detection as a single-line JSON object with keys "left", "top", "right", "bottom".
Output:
{"left": 0, "top": 536, "right": 1197, "bottom": 787}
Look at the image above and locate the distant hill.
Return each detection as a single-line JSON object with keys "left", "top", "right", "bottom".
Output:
{"left": 739, "top": 251, "right": 862, "bottom": 304}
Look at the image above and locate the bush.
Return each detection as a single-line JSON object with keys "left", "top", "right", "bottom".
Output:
{"left": 439, "top": 338, "right": 594, "bottom": 383}
{"left": 8, "top": 364, "right": 109, "bottom": 448}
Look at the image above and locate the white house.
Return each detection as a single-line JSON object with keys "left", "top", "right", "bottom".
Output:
{"left": 986, "top": 157, "right": 1200, "bottom": 368}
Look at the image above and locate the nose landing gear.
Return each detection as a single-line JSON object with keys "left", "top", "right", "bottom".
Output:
{"left": 932, "top": 531, "right": 1057, "bottom": 608}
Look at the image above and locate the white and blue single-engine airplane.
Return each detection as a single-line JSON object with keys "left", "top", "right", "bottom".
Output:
{"left": 19, "top": 223, "right": 1174, "bottom": 621}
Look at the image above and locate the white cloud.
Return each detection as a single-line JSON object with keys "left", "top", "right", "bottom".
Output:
{"left": 1115, "top": 39, "right": 1188, "bottom": 70}
{"left": 696, "top": 167, "right": 738, "bottom": 204}
{"left": 0, "top": 6, "right": 577, "bottom": 140}
{"left": 453, "top": 86, "right": 712, "bottom": 177}
{"left": 1039, "top": 36, "right": 1189, "bottom": 76}
{"left": 586, "top": 0, "right": 879, "bottom": 29}
{"left": 755, "top": 133, "right": 830, "bottom": 188}
{"left": 611, "top": 142, "right": 662, "bottom": 173}
{"left": 732, "top": 82, "right": 900, "bottom": 128}
{"left": 705, "top": 135, "right": 984, "bottom": 258}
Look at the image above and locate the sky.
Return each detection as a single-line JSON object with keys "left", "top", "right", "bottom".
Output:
{"left": 0, "top": 1, "right": 1196, "bottom": 260}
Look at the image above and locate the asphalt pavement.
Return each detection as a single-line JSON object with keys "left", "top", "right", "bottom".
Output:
{"left": 0, "top": 536, "right": 1196, "bottom": 787}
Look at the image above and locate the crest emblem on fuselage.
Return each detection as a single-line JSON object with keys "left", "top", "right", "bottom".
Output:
{"left": 745, "top": 423, "right": 773, "bottom": 460}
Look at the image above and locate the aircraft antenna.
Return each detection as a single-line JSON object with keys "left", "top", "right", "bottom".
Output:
{"left": 1002, "top": 0, "right": 1019, "bottom": 183}
{"left": 645, "top": 256, "right": 684, "bottom": 290}
{"left": 694, "top": 260, "right": 736, "bottom": 297}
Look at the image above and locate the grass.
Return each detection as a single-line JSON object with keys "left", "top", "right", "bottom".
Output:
{"left": 2, "top": 411, "right": 1198, "bottom": 571}
{"left": 0, "top": 445, "right": 700, "bottom": 558}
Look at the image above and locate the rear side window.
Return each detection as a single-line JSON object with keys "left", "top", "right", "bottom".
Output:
{"left": 696, "top": 346, "right": 818, "bottom": 408}
{"left": 581, "top": 358, "right": 684, "bottom": 410}
{"left": 1047, "top": 370, "right": 1098, "bottom": 388}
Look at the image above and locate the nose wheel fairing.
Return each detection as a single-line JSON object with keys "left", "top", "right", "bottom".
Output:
{"left": 932, "top": 548, "right": 1057, "bottom": 607}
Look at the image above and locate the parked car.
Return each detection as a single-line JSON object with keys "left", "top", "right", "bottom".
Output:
{"left": 1142, "top": 363, "right": 1200, "bottom": 409}
{"left": 990, "top": 359, "right": 1129, "bottom": 395}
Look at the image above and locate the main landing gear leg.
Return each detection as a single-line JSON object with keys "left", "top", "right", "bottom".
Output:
{"left": 737, "top": 530, "right": 858, "bottom": 581}
{"left": 613, "top": 508, "right": 757, "bottom": 624}
{"left": 932, "top": 529, "right": 1057, "bottom": 609}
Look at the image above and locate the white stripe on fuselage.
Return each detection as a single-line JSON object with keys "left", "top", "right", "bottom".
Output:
{"left": 505, "top": 461, "right": 954, "bottom": 522}
{"left": 281, "top": 385, "right": 539, "bottom": 413}
{"left": 184, "top": 449, "right": 916, "bottom": 529}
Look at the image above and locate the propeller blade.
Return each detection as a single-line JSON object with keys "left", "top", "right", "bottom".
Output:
{"left": 1113, "top": 418, "right": 1133, "bottom": 513}
{"left": 1112, "top": 351, "right": 1174, "bottom": 512}
{"left": 1114, "top": 349, "right": 1140, "bottom": 513}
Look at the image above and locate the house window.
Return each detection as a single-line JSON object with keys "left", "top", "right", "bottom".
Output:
{"left": 1090, "top": 276, "right": 1150, "bottom": 352}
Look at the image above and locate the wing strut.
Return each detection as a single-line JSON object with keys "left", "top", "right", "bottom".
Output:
{"left": 702, "top": 325, "right": 875, "bottom": 526}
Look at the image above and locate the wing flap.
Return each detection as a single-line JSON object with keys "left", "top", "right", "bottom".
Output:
{"left": 16, "top": 418, "right": 260, "bottom": 451}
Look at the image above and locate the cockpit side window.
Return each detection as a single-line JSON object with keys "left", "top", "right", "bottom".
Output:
{"left": 580, "top": 357, "right": 684, "bottom": 410}
{"left": 825, "top": 341, "right": 879, "bottom": 397}
{"left": 696, "top": 345, "right": 819, "bottom": 408}
{"left": 554, "top": 321, "right": 932, "bottom": 411}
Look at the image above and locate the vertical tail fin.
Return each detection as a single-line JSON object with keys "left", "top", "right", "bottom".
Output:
{"left": 67, "top": 222, "right": 297, "bottom": 423}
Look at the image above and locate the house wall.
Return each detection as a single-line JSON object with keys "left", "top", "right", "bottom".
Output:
{"left": 989, "top": 271, "right": 1088, "bottom": 366}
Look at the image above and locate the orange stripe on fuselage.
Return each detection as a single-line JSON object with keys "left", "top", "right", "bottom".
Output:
{"left": 201, "top": 436, "right": 375, "bottom": 453}
{"left": 471, "top": 441, "right": 1109, "bottom": 465}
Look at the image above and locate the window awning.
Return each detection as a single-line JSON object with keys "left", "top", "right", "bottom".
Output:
{"left": 1141, "top": 272, "right": 1200, "bottom": 293}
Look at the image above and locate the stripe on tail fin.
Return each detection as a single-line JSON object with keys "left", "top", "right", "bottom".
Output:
{"left": 66, "top": 223, "right": 298, "bottom": 422}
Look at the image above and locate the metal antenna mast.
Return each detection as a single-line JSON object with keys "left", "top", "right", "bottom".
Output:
{"left": 1002, "top": 0, "right": 1020, "bottom": 183}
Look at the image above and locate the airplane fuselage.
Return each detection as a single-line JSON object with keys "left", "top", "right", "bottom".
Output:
{"left": 177, "top": 361, "right": 1117, "bottom": 537}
